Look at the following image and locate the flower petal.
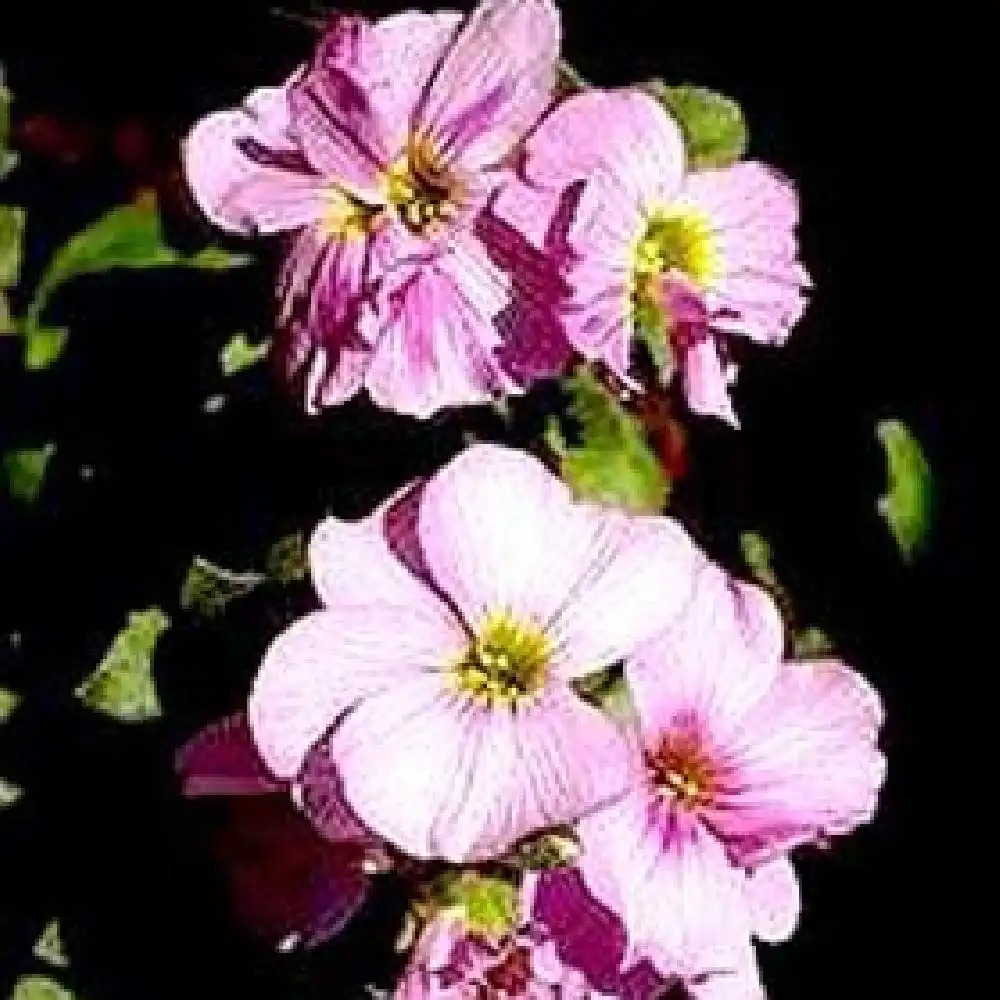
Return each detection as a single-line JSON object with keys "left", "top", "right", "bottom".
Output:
{"left": 175, "top": 711, "right": 283, "bottom": 797}
{"left": 626, "top": 560, "right": 783, "bottom": 750}
{"left": 682, "top": 337, "right": 739, "bottom": 426}
{"left": 183, "top": 76, "right": 326, "bottom": 235}
{"left": 547, "top": 513, "right": 706, "bottom": 677}
{"left": 247, "top": 605, "right": 464, "bottom": 780}
{"left": 363, "top": 259, "right": 513, "bottom": 418}
{"left": 320, "top": 677, "right": 630, "bottom": 862}
{"left": 745, "top": 857, "right": 800, "bottom": 944}
{"left": 578, "top": 792, "right": 752, "bottom": 981}
{"left": 525, "top": 89, "right": 685, "bottom": 207}
{"left": 710, "top": 658, "right": 886, "bottom": 861}
{"left": 414, "top": 0, "right": 561, "bottom": 172}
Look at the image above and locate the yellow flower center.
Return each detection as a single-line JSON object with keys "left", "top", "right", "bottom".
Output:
{"left": 629, "top": 205, "right": 720, "bottom": 328}
{"left": 384, "top": 137, "right": 462, "bottom": 236}
{"left": 646, "top": 724, "right": 717, "bottom": 810}
{"left": 321, "top": 186, "right": 379, "bottom": 239}
{"left": 451, "top": 612, "right": 551, "bottom": 708}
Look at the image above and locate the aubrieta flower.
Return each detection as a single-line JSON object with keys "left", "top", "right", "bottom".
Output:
{"left": 247, "top": 443, "right": 705, "bottom": 863}
{"left": 568, "top": 562, "right": 884, "bottom": 987}
{"left": 184, "top": 0, "right": 563, "bottom": 418}
{"left": 497, "top": 89, "right": 811, "bottom": 425}
{"left": 395, "top": 913, "right": 621, "bottom": 999}
{"left": 175, "top": 712, "right": 385, "bottom": 950}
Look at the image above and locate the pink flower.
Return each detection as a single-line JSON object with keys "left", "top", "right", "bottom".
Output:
{"left": 183, "top": 0, "right": 563, "bottom": 418}
{"left": 395, "top": 912, "right": 619, "bottom": 999}
{"left": 495, "top": 89, "right": 811, "bottom": 425}
{"left": 571, "top": 562, "right": 884, "bottom": 982}
{"left": 247, "top": 443, "right": 705, "bottom": 863}
{"left": 175, "top": 713, "right": 385, "bottom": 949}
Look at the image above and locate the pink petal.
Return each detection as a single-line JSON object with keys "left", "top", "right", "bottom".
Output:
{"left": 687, "top": 948, "right": 766, "bottom": 1000}
{"left": 308, "top": 490, "right": 439, "bottom": 610}
{"left": 682, "top": 337, "right": 739, "bottom": 427}
{"left": 247, "top": 604, "right": 464, "bottom": 780}
{"left": 745, "top": 857, "right": 800, "bottom": 944}
{"left": 546, "top": 513, "right": 706, "bottom": 679}
{"left": 709, "top": 659, "right": 886, "bottom": 861}
{"left": 320, "top": 677, "right": 630, "bottom": 862}
{"left": 682, "top": 162, "right": 799, "bottom": 233}
{"left": 183, "top": 76, "right": 326, "bottom": 235}
{"left": 175, "top": 711, "right": 283, "bottom": 797}
{"left": 626, "top": 560, "right": 783, "bottom": 751}
{"left": 363, "top": 258, "right": 512, "bottom": 418}
{"left": 416, "top": 444, "right": 606, "bottom": 630}
{"left": 577, "top": 792, "right": 753, "bottom": 981}
{"left": 413, "top": 0, "right": 561, "bottom": 172}
{"left": 525, "top": 89, "right": 685, "bottom": 207}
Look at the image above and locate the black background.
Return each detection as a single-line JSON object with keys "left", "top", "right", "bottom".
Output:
{"left": 1, "top": 2, "right": 956, "bottom": 998}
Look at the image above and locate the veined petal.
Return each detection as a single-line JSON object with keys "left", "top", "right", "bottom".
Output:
{"left": 525, "top": 89, "right": 685, "bottom": 207}
{"left": 546, "top": 513, "right": 705, "bottom": 678}
{"left": 682, "top": 337, "right": 739, "bottom": 427}
{"left": 247, "top": 604, "right": 464, "bottom": 780}
{"left": 414, "top": 0, "right": 561, "bottom": 172}
{"left": 183, "top": 76, "right": 326, "bottom": 235}
{"left": 626, "top": 560, "right": 784, "bottom": 751}
{"left": 319, "top": 677, "right": 630, "bottom": 862}
{"left": 364, "top": 261, "right": 512, "bottom": 419}
{"left": 709, "top": 658, "right": 886, "bottom": 861}
{"left": 578, "top": 792, "right": 752, "bottom": 981}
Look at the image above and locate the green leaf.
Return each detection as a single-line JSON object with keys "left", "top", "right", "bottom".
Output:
{"left": 74, "top": 608, "right": 170, "bottom": 722}
{"left": 0, "top": 686, "right": 21, "bottom": 723}
{"left": 2, "top": 443, "right": 57, "bottom": 504}
{"left": 633, "top": 294, "right": 675, "bottom": 386}
{"left": 501, "top": 828, "right": 580, "bottom": 871}
{"left": 180, "top": 557, "right": 266, "bottom": 618}
{"left": 265, "top": 532, "right": 308, "bottom": 585}
{"left": 33, "top": 919, "right": 69, "bottom": 969}
{"left": 645, "top": 83, "right": 748, "bottom": 170}
{"left": 0, "top": 774, "right": 23, "bottom": 808}
{"left": 1, "top": 205, "right": 26, "bottom": 288}
{"left": 876, "top": 419, "right": 934, "bottom": 562}
{"left": 25, "top": 202, "right": 252, "bottom": 328}
{"left": 219, "top": 332, "right": 272, "bottom": 376}
{"left": 547, "top": 368, "right": 668, "bottom": 514}
{"left": 9, "top": 976, "right": 77, "bottom": 1000}
{"left": 442, "top": 873, "right": 519, "bottom": 937}
{"left": 739, "top": 531, "right": 778, "bottom": 590}
{"left": 555, "top": 59, "right": 590, "bottom": 96}
{"left": 22, "top": 325, "right": 70, "bottom": 370}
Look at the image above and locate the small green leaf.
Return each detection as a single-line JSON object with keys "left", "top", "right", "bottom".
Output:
{"left": 442, "top": 874, "right": 519, "bottom": 937}
{"left": 25, "top": 202, "right": 252, "bottom": 329}
{"left": 1, "top": 66, "right": 18, "bottom": 180}
{"left": 633, "top": 294, "right": 675, "bottom": 386}
{"left": 501, "top": 828, "right": 580, "bottom": 871}
{"left": 1, "top": 205, "right": 26, "bottom": 288}
{"left": 555, "top": 60, "right": 590, "bottom": 96}
{"left": 265, "top": 533, "right": 308, "bottom": 585}
{"left": 74, "top": 608, "right": 170, "bottom": 722}
{"left": 2, "top": 443, "right": 57, "bottom": 504}
{"left": 548, "top": 367, "right": 668, "bottom": 514}
{"left": 645, "top": 83, "right": 748, "bottom": 170}
{"left": 219, "top": 332, "right": 272, "bottom": 376}
{"left": 33, "top": 919, "right": 69, "bottom": 969}
{"left": 180, "top": 557, "right": 266, "bottom": 617}
{"left": 0, "top": 774, "right": 23, "bottom": 808}
{"left": 9, "top": 976, "right": 78, "bottom": 1000}
{"left": 22, "top": 324, "right": 70, "bottom": 370}
{"left": 0, "top": 686, "right": 21, "bottom": 723}
{"left": 739, "top": 531, "right": 778, "bottom": 590}
{"left": 876, "top": 419, "right": 934, "bottom": 562}
{"left": 791, "top": 626, "right": 834, "bottom": 658}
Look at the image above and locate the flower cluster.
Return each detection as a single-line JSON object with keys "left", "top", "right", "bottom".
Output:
{"left": 177, "top": 3, "right": 883, "bottom": 998}
{"left": 184, "top": 0, "right": 808, "bottom": 424}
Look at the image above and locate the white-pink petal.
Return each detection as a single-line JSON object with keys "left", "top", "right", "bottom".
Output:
{"left": 247, "top": 604, "right": 464, "bottom": 780}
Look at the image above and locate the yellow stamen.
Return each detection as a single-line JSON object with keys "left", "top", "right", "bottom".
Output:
{"left": 321, "top": 187, "right": 378, "bottom": 239}
{"left": 646, "top": 727, "right": 717, "bottom": 809}
{"left": 450, "top": 611, "right": 551, "bottom": 709}
{"left": 384, "top": 135, "right": 461, "bottom": 236}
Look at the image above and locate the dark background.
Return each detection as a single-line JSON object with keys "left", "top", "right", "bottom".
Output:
{"left": 1, "top": 2, "right": 955, "bottom": 997}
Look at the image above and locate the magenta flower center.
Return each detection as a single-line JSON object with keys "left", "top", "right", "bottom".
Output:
{"left": 451, "top": 612, "right": 551, "bottom": 707}
{"left": 385, "top": 138, "right": 462, "bottom": 236}
{"left": 645, "top": 724, "right": 718, "bottom": 810}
